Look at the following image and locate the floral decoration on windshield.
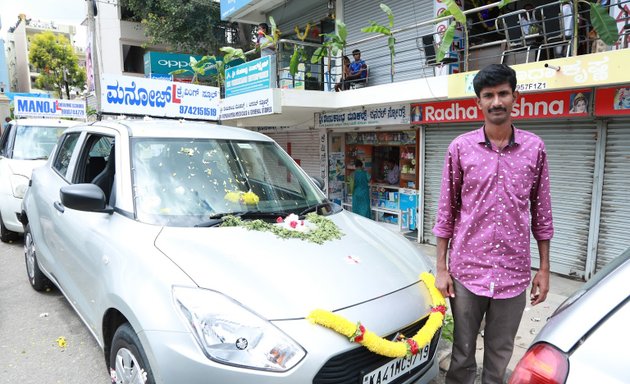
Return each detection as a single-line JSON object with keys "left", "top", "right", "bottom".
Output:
{"left": 220, "top": 212, "right": 343, "bottom": 244}
{"left": 307, "top": 272, "right": 446, "bottom": 358}
{"left": 224, "top": 190, "right": 260, "bottom": 205}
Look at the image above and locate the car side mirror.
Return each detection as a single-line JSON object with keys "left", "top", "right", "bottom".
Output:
{"left": 60, "top": 184, "right": 114, "bottom": 214}
{"left": 311, "top": 176, "right": 325, "bottom": 192}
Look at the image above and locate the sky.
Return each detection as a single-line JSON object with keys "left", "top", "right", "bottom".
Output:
{"left": 0, "top": 0, "right": 88, "bottom": 46}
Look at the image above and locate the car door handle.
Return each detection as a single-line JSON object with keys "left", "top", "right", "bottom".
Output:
{"left": 53, "top": 201, "right": 65, "bottom": 213}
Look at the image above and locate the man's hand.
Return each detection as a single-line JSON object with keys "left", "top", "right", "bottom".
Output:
{"left": 435, "top": 269, "right": 455, "bottom": 299}
{"left": 530, "top": 269, "right": 550, "bottom": 305}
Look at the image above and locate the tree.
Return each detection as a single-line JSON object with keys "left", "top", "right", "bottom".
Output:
{"left": 28, "top": 31, "right": 86, "bottom": 98}
{"left": 119, "top": 0, "right": 250, "bottom": 55}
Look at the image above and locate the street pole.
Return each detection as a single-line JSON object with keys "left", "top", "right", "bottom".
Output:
{"left": 87, "top": 0, "right": 101, "bottom": 118}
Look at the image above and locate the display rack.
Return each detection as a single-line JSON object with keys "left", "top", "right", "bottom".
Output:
{"left": 399, "top": 145, "right": 417, "bottom": 188}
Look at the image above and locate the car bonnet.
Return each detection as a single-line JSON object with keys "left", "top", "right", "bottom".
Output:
{"left": 154, "top": 211, "right": 433, "bottom": 319}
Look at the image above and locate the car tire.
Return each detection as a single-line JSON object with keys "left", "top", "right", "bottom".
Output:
{"left": 24, "top": 224, "right": 51, "bottom": 291}
{"left": 0, "top": 214, "right": 18, "bottom": 243}
{"left": 109, "top": 323, "right": 155, "bottom": 384}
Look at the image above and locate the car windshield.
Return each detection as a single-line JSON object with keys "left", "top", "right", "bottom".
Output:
{"left": 131, "top": 137, "right": 333, "bottom": 226}
{"left": 11, "top": 125, "right": 66, "bottom": 160}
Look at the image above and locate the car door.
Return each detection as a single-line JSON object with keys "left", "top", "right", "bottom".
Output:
{"left": 48, "top": 132, "right": 117, "bottom": 334}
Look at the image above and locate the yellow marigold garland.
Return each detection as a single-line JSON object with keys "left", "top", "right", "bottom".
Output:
{"left": 307, "top": 272, "right": 446, "bottom": 358}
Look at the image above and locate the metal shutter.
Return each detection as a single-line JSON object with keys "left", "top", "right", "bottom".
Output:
{"left": 595, "top": 120, "right": 630, "bottom": 272}
{"left": 343, "top": 0, "right": 435, "bottom": 85}
{"left": 271, "top": 1, "right": 329, "bottom": 34}
{"left": 422, "top": 122, "right": 597, "bottom": 278}
{"left": 264, "top": 130, "right": 320, "bottom": 177}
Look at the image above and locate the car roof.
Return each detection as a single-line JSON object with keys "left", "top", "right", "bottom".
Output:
{"left": 68, "top": 119, "right": 274, "bottom": 142}
{"left": 11, "top": 118, "right": 80, "bottom": 127}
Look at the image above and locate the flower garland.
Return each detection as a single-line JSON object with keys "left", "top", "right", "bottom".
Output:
{"left": 220, "top": 212, "right": 343, "bottom": 244}
{"left": 307, "top": 272, "right": 446, "bottom": 358}
{"left": 224, "top": 190, "right": 260, "bottom": 205}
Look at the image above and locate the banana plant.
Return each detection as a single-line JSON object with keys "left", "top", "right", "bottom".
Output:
{"left": 361, "top": 3, "right": 396, "bottom": 82}
{"left": 311, "top": 19, "right": 347, "bottom": 90}
{"left": 208, "top": 46, "right": 247, "bottom": 88}
{"left": 169, "top": 56, "right": 217, "bottom": 84}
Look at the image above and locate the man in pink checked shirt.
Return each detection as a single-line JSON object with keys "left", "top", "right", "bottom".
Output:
{"left": 433, "top": 63, "right": 553, "bottom": 384}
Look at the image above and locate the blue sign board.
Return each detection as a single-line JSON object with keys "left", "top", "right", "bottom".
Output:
{"left": 220, "top": 0, "right": 253, "bottom": 20}
{"left": 224, "top": 56, "right": 275, "bottom": 98}
{"left": 143, "top": 51, "right": 217, "bottom": 80}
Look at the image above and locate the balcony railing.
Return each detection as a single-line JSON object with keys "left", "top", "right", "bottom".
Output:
{"left": 245, "top": 0, "right": 629, "bottom": 93}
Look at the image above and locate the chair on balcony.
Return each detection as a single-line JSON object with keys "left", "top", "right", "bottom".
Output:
{"left": 496, "top": 9, "right": 537, "bottom": 64}
{"left": 535, "top": 1, "right": 573, "bottom": 61}
{"left": 416, "top": 33, "right": 458, "bottom": 69}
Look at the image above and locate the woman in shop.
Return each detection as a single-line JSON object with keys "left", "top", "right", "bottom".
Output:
{"left": 351, "top": 159, "right": 371, "bottom": 219}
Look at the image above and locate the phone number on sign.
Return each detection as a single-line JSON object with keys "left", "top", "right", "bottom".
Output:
{"left": 179, "top": 105, "right": 217, "bottom": 117}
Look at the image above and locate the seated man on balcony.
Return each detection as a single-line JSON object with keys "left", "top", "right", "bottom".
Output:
{"left": 345, "top": 49, "right": 368, "bottom": 88}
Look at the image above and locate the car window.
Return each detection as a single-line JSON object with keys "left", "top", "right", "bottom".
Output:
{"left": 0, "top": 123, "right": 13, "bottom": 157}
{"left": 53, "top": 133, "right": 81, "bottom": 180}
{"left": 10, "top": 124, "right": 66, "bottom": 160}
{"left": 131, "top": 138, "right": 324, "bottom": 226}
{"left": 74, "top": 135, "right": 115, "bottom": 184}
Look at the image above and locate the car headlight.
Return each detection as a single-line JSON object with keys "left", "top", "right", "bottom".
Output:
{"left": 10, "top": 174, "right": 29, "bottom": 199}
{"left": 173, "top": 286, "right": 306, "bottom": 372}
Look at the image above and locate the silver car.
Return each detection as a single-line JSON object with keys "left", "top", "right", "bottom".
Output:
{"left": 509, "top": 247, "right": 630, "bottom": 384}
{"left": 22, "top": 119, "right": 440, "bottom": 384}
{"left": 0, "top": 118, "right": 76, "bottom": 242}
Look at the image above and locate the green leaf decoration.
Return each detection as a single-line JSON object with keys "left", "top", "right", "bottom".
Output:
{"left": 589, "top": 3, "right": 620, "bottom": 46}
{"left": 220, "top": 213, "right": 344, "bottom": 244}
{"left": 290, "top": 49, "right": 300, "bottom": 77}
{"left": 361, "top": 25, "right": 390, "bottom": 34}
{"left": 380, "top": 3, "right": 394, "bottom": 28}
{"left": 437, "top": 22, "right": 456, "bottom": 63}
{"left": 311, "top": 47, "right": 325, "bottom": 64}
{"left": 444, "top": 0, "right": 465, "bottom": 24}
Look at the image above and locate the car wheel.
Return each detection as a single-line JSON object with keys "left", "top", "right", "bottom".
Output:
{"left": 109, "top": 323, "right": 155, "bottom": 384}
{"left": 24, "top": 224, "right": 51, "bottom": 291}
{"left": 0, "top": 214, "right": 18, "bottom": 243}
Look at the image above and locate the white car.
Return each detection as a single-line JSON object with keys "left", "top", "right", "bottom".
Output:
{"left": 0, "top": 118, "right": 77, "bottom": 241}
{"left": 21, "top": 119, "right": 441, "bottom": 384}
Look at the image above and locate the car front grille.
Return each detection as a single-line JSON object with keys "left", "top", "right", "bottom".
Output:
{"left": 312, "top": 316, "right": 440, "bottom": 384}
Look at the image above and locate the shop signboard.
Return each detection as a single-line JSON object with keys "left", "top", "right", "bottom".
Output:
{"left": 220, "top": 0, "right": 252, "bottom": 19}
{"left": 101, "top": 74, "right": 220, "bottom": 120}
{"left": 143, "top": 51, "right": 217, "bottom": 80}
{"left": 412, "top": 88, "right": 592, "bottom": 124}
{"left": 314, "top": 105, "right": 410, "bottom": 128}
{"left": 224, "top": 56, "right": 275, "bottom": 98}
{"left": 220, "top": 89, "right": 280, "bottom": 120}
{"left": 14, "top": 96, "right": 86, "bottom": 120}
{"left": 448, "top": 49, "right": 630, "bottom": 99}
{"left": 594, "top": 85, "right": 630, "bottom": 116}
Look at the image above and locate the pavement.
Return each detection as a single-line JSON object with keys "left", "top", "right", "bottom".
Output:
{"left": 411, "top": 243, "right": 585, "bottom": 384}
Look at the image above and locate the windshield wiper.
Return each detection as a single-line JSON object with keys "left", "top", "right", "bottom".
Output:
{"left": 194, "top": 211, "right": 288, "bottom": 228}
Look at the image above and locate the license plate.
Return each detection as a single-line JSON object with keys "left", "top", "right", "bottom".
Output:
{"left": 361, "top": 344, "right": 430, "bottom": 384}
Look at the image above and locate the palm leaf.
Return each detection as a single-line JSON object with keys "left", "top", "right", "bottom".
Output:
{"left": 380, "top": 3, "right": 394, "bottom": 29}
{"left": 361, "top": 25, "right": 391, "bottom": 34}
{"left": 337, "top": 20, "right": 348, "bottom": 41}
{"left": 589, "top": 3, "right": 620, "bottom": 46}
{"left": 311, "top": 47, "right": 326, "bottom": 64}
{"left": 444, "top": 0, "right": 465, "bottom": 24}
{"left": 290, "top": 49, "right": 300, "bottom": 77}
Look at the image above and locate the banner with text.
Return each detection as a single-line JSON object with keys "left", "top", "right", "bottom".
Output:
{"left": 412, "top": 89, "right": 592, "bottom": 124}
{"left": 101, "top": 74, "right": 220, "bottom": 120}
{"left": 224, "top": 56, "right": 275, "bottom": 98}
{"left": 314, "top": 105, "right": 410, "bottom": 128}
{"left": 594, "top": 85, "right": 630, "bottom": 116}
{"left": 449, "top": 49, "right": 630, "bottom": 99}
{"left": 220, "top": 89, "right": 279, "bottom": 120}
{"left": 14, "top": 96, "right": 86, "bottom": 119}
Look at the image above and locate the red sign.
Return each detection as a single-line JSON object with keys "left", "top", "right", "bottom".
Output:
{"left": 594, "top": 85, "right": 630, "bottom": 116}
{"left": 412, "top": 89, "right": 592, "bottom": 124}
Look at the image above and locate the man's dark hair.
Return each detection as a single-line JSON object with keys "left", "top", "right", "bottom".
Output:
{"left": 472, "top": 64, "right": 517, "bottom": 97}
{"left": 258, "top": 23, "right": 269, "bottom": 33}
{"left": 352, "top": 49, "right": 361, "bottom": 55}
{"left": 354, "top": 159, "right": 363, "bottom": 168}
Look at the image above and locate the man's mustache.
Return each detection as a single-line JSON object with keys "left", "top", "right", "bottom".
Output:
{"left": 488, "top": 107, "right": 507, "bottom": 113}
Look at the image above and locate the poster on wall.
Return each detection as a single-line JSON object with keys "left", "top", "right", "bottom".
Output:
{"left": 594, "top": 85, "right": 630, "bottom": 115}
